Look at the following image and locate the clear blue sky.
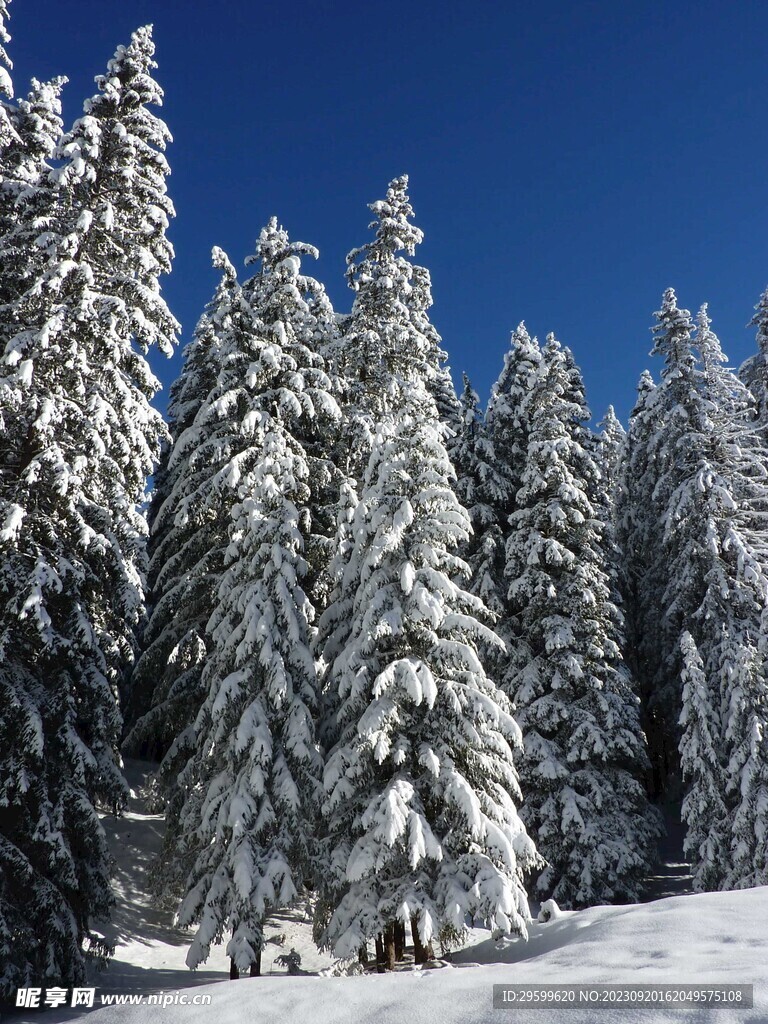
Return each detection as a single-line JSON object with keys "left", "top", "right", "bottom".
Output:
{"left": 7, "top": 0, "right": 768, "bottom": 422}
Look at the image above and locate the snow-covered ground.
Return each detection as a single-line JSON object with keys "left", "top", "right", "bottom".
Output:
{"left": 8, "top": 761, "right": 767, "bottom": 1024}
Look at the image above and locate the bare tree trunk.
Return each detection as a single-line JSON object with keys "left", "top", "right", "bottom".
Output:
{"left": 358, "top": 943, "right": 369, "bottom": 966}
{"left": 375, "top": 933, "right": 386, "bottom": 973}
{"left": 384, "top": 923, "right": 396, "bottom": 971}
{"left": 229, "top": 958, "right": 239, "bottom": 980}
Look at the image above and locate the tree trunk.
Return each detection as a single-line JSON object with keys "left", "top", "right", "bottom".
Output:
{"left": 375, "top": 933, "right": 386, "bottom": 973}
{"left": 411, "top": 914, "right": 434, "bottom": 965}
{"left": 229, "top": 958, "right": 239, "bottom": 980}
{"left": 384, "top": 923, "right": 396, "bottom": 971}
{"left": 249, "top": 948, "right": 262, "bottom": 976}
{"left": 358, "top": 943, "right": 369, "bottom": 966}
{"left": 394, "top": 921, "right": 406, "bottom": 960}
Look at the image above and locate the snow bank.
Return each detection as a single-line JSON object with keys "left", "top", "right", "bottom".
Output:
{"left": 35, "top": 886, "right": 768, "bottom": 1024}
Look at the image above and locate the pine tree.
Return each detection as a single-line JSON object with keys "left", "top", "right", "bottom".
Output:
{"left": 740, "top": 286, "right": 768, "bottom": 419}
{"left": 504, "top": 335, "right": 659, "bottom": 907}
{"left": 0, "top": 76, "right": 67, "bottom": 317}
{"left": 336, "top": 175, "right": 450, "bottom": 481}
{"left": 486, "top": 323, "right": 541, "bottom": 510}
{"left": 679, "top": 631, "right": 730, "bottom": 891}
{"left": 0, "top": 0, "right": 15, "bottom": 148}
{"left": 615, "top": 369, "right": 665, "bottom": 792}
{"left": 318, "top": 175, "right": 460, "bottom": 754}
{"left": 176, "top": 221, "right": 340, "bottom": 975}
{"left": 674, "top": 308, "right": 768, "bottom": 890}
{"left": 318, "top": 381, "right": 539, "bottom": 962}
{"left": 0, "top": 27, "right": 176, "bottom": 995}
{"left": 595, "top": 406, "right": 625, "bottom": 504}
{"left": 449, "top": 373, "right": 510, "bottom": 620}
{"left": 126, "top": 251, "right": 237, "bottom": 761}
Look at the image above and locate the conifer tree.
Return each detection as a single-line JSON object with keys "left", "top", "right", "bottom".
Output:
{"left": 595, "top": 406, "right": 625, "bottom": 504}
{"left": 449, "top": 373, "right": 510, "bottom": 620}
{"left": 335, "top": 175, "right": 450, "bottom": 480}
{"left": 672, "top": 308, "right": 768, "bottom": 890}
{"left": 126, "top": 251, "right": 237, "bottom": 762}
{"left": 615, "top": 369, "right": 665, "bottom": 792}
{"left": 318, "top": 176, "right": 459, "bottom": 747}
{"left": 504, "top": 335, "right": 659, "bottom": 907}
{"left": 679, "top": 631, "right": 730, "bottom": 892}
{"left": 318, "top": 381, "right": 539, "bottom": 963}
{"left": 740, "top": 286, "right": 768, "bottom": 419}
{"left": 176, "top": 221, "right": 340, "bottom": 976}
{"left": 0, "top": 27, "right": 176, "bottom": 995}
{"left": 0, "top": 0, "right": 15, "bottom": 147}
{"left": 486, "top": 323, "right": 541, "bottom": 511}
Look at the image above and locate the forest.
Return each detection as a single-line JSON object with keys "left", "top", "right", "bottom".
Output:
{"left": 1, "top": 4, "right": 768, "bottom": 999}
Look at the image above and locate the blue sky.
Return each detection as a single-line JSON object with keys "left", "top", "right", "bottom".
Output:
{"left": 7, "top": 0, "right": 768, "bottom": 422}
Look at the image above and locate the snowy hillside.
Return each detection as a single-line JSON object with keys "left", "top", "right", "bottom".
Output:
{"left": 7, "top": 761, "right": 767, "bottom": 1024}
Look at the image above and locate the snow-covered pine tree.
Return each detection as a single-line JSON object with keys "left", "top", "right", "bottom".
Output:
{"left": 123, "top": 253, "right": 240, "bottom": 907}
{"left": 593, "top": 406, "right": 629, "bottom": 643}
{"left": 671, "top": 307, "right": 768, "bottom": 890}
{"left": 317, "top": 176, "right": 460, "bottom": 759}
{"left": 486, "top": 322, "right": 541, "bottom": 511}
{"left": 335, "top": 174, "right": 451, "bottom": 481}
{"left": 175, "top": 220, "right": 340, "bottom": 977}
{"left": 0, "top": 27, "right": 176, "bottom": 995}
{"left": 615, "top": 369, "right": 665, "bottom": 793}
{"left": 318, "top": 379, "right": 539, "bottom": 966}
{"left": 126, "top": 250, "right": 237, "bottom": 763}
{"left": 504, "top": 334, "right": 659, "bottom": 908}
{"left": 739, "top": 285, "right": 768, "bottom": 419}
{"left": 0, "top": 0, "right": 15, "bottom": 148}
{"left": 0, "top": 76, "right": 67, "bottom": 319}
{"left": 449, "top": 373, "right": 511, "bottom": 621}
{"left": 679, "top": 631, "right": 730, "bottom": 892}
{"left": 621, "top": 291, "right": 705, "bottom": 794}
{"left": 595, "top": 406, "right": 625, "bottom": 503}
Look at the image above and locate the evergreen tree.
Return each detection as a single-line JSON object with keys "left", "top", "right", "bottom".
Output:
{"left": 615, "top": 369, "right": 665, "bottom": 792}
{"left": 740, "top": 285, "right": 768, "bottom": 419}
{"left": 449, "top": 373, "right": 510, "bottom": 620}
{"left": 335, "top": 175, "right": 450, "bottom": 481}
{"left": 486, "top": 322, "right": 541, "bottom": 510}
{"left": 318, "top": 381, "right": 539, "bottom": 963}
{"left": 0, "top": 27, "right": 176, "bottom": 995}
{"left": 675, "top": 308, "right": 768, "bottom": 890}
{"left": 126, "top": 251, "right": 237, "bottom": 761}
{"left": 679, "top": 631, "right": 730, "bottom": 891}
{"left": 595, "top": 406, "right": 625, "bottom": 504}
{"left": 176, "top": 221, "right": 340, "bottom": 975}
{"left": 504, "top": 335, "right": 659, "bottom": 907}
{"left": 0, "top": 0, "right": 15, "bottom": 147}
{"left": 318, "top": 176, "right": 459, "bottom": 750}
{"left": 0, "top": 76, "right": 67, "bottom": 316}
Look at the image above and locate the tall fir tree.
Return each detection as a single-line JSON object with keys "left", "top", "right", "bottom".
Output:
{"left": 318, "top": 380, "right": 539, "bottom": 964}
{"left": 504, "top": 335, "right": 659, "bottom": 907}
{"left": 175, "top": 221, "right": 340, "bottom": 976}
{"left": 0, "top": 27, "right": 176, "bottom": 995}
{"left": 615, "top": 369, "right": 665, "bottom": 793}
